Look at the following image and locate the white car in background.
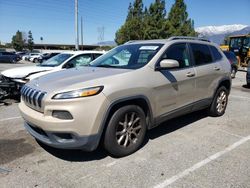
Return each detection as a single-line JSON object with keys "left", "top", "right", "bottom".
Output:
{"left": 22, "top": 53, "right": 41, "bottom": 61}
{"left": 0, "top": 50, "right": 105, "bottom": 98}
{"left": 29, "top": 54, "right": 43, "bottom": 63}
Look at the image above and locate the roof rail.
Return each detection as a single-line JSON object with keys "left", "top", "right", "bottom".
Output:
{"left": 168, "top": 36, "right": 211, "bottom": 42}
{"left": 124, "top": 40, "right": 138, "bottom": 44}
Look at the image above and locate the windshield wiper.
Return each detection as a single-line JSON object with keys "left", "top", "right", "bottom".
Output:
{"left": 96, "top": 64, "right": 117, "bottom": 68}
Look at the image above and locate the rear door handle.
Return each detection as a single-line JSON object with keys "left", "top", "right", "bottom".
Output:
{"left": 186, "top": 72, "right": 195, "bottom": 77}
{"left": 214, "top": 67, "right": 220, "bottom": 71}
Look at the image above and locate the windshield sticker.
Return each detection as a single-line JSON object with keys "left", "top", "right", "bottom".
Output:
{"left": 139, "top": 46, "right": 159, "bottom": 50}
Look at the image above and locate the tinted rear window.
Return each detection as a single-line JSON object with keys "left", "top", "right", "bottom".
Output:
{"left": 210, "top": 46, "right": 223, "bottom": 61}
{"left": 190, "top": 43, "right": 213, "bottom": 65}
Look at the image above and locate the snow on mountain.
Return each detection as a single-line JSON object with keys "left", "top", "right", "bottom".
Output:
{"left": 196, "top": 24, "right": 248, "bottom": 36}
{"left": 195, "top": 24, "right": 250, "bottom": 44}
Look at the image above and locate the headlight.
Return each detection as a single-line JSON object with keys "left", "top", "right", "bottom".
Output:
{"left": 52, "top": 86, "right": 104, "bottom": 99}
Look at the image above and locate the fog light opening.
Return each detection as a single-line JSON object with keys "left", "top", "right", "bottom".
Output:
{"left": 54, "top": 133, "right": 73, "bottom": 140}
{"left": 52, "top": 110, "right": 73, "bottom": 120}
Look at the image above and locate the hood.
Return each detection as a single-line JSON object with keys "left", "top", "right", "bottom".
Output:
{"left": 28, "top": 67, "right": 132, "bottom": 93}
{"left": 1, "top": 65, "right": 53, "bottom": 78}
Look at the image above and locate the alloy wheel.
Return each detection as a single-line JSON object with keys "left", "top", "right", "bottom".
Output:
{"left": 116, "top": 112, "right": 142, "bottom": 148}
{"left": 216, "top": 90, "right": 227, "bottom": 113}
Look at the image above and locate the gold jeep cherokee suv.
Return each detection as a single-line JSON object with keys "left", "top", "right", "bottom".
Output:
{"left": 19, "top": 37, "right": 231, "bottom": 157}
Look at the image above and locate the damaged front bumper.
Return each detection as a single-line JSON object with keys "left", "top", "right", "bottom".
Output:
{"left": 0, "top": 75, "right": 26, "bottom": 99}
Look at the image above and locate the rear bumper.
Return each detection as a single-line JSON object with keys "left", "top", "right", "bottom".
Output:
{"left": 24, "top": 122, "right": 99, "bottom": 150}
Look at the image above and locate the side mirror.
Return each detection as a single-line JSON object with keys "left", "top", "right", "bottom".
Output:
{"left": 64, "top": 63, "right": 74, "bottom": 69}
{"left": 157, "top": 59, "right": 179, "bottom": 70}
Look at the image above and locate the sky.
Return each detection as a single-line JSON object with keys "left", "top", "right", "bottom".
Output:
{"left": 0, "top": 0, "right": 249, "bottom": 45}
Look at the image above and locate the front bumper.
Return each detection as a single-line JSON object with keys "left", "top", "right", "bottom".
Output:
{"left": 24, "top": 122, "right": 99, "bottom": 150}
{"left": 19, "top": 93, "right": 110, "bottom": 150}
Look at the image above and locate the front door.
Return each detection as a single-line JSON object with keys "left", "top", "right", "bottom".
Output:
{"left": 152, "top": 43, "right": 196, "bottom": 117}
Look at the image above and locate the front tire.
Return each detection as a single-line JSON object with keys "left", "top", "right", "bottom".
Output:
{"left": 104, "top": 105, "right": 146, "bottom": 157}
{"left": 209, "top": 86, "right": 229, "bottom": 117}
{"left": 34, "top": 58, "right": 39, "bottom": 63}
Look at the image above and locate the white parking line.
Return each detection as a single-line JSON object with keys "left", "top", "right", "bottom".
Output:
{"left": 0, "top": 116, "right": 21, "bottom": 122}
{"left": 154, "top": 135, "right": 250, "bottom": 188}
{"left": 211, "top": 128, "right": 243, "bottom": 139}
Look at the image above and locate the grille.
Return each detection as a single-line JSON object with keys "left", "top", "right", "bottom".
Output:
{"left": 21, "top": 85, "right": 46, "bottom": 112}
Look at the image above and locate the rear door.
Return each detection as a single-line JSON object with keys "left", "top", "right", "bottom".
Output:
{"left": 189, "top": 43, "right": 222, "bottom": 101}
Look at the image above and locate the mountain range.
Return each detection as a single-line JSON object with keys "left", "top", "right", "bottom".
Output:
{"left": 97, "top": 24, "right": 250, "bottom": 46}
{"left": 195, "top": 24, "right": 250, "bottom": 44}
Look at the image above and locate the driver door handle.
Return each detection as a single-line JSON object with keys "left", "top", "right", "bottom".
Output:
{"left": 186, "top": 72, "right": 195, "bottom": 77}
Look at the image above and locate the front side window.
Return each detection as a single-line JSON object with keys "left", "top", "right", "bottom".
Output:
{"left": 39, "top": 53, "right": 73, "bottom": 67}
{"left": 243, "top": 37, "right": 250, "bottom": 48}
{"left": 90, "top": 43, "right": 163, "bottom": 69}
{"left": 93, "top": 53, "right": 103, "bottom": 59}
{"left": 67, "top": 54, "right": 93, "bottom": 68}
{"left": 190, "top": 43, "right": 213, "bottom": 65}
{"left": 161, "top": 43, "right": 191, "bottom": 68}
{"left": 230, "top": 38, "right": 243, "bottom": 48}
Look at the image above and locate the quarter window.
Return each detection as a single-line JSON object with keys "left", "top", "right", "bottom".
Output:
{"left": 162, "top": 43, "right": 191, "bottom": 68}
{"left": 190, "top": 44, "right": 213, "bottom": 65}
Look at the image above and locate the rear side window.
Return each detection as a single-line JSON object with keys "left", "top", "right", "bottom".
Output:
{"left": 210, "top": 46, "right": 222, "bottom": 61}
{"left": 162, "top": 43, "right": 191, "bottom": 68}
{"left": 190, "top": 43, "right": 213, "bottom": 65}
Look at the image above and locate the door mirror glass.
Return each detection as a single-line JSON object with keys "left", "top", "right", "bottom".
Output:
{"left": 159, "top": 59, "right": 179, "bottom": 69}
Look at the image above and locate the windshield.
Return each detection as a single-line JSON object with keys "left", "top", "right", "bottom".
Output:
{"left": 90, "top": 43, "right": 163, "bottom": 69}
{"left": 39, "top": 53, "right": 73, "bottom": 67}
{"left": 243, "top": 37, "right": 250, "bottom": 48}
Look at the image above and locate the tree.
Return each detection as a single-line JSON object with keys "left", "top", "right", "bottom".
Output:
{"left": 11, "top": 30, "right": 24, "bottom": 51}
{"left": 167, "top": 0, "right": 196, "bottom": 37}
{"left": 115, "top": 0, "right": 196, "bottom": 44}
{"left": 27, "top": 30, "right": 34, "bottom": 51}
{"left": 143, "top": 0, "right": 170, "bottom": 39}
{"left": 115, "top": 0, "right": 144, "bottom": 44}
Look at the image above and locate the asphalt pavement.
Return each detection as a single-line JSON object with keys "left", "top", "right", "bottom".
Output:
{"left": 0, "top": 62, "right": 249, "bottom": 188}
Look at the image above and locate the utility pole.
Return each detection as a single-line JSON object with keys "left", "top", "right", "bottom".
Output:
{"left": 75, "top": 0, "right": 79, "bottom": 50}
{"left": 40, "top": 37, "right": 43, "bottom": 53}
{"left": 81, "top": 16, "right": 83, "bottom": 50}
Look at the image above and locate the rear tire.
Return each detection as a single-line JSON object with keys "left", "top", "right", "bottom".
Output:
{"left": 209, "top": 86, "right": 229, "bottom": 117}
{"left": 104, "top": 105, "right": 146, "bottom": 157}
